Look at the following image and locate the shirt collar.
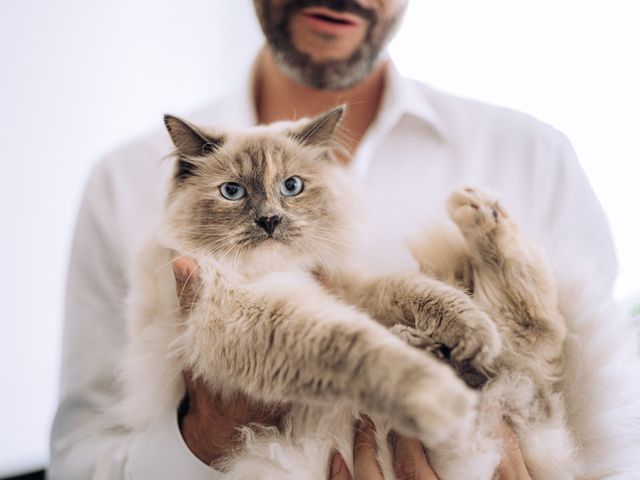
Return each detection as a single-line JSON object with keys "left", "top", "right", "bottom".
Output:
{"left": 197, "top": 56, "right": 447, "bottom": 144}
{"left": 375, "top": 61, "right": 448, "bottom": 141}
{"left": 346, "top": 60, "right": 448, "bottom": 179}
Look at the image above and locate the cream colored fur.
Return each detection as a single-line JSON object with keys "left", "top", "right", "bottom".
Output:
{"left": 411, "top": 187, "right": 580, "bottom": 479}
{"left": 112, "top": 109, "right": 640, "bottom": 479}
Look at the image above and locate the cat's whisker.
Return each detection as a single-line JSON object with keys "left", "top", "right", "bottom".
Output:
{"left": 215, "top": 241, "right": 246, "bottom": 264}
{"left": 190, "top": 279, "right": 208, "bottom": 313}
{"left": 312, "top": 225, "right": 377, "bottom": 239}
{"left": 153, "top": 258, "right": 181, "bottom": 276}
{"left": 225, "top": 241, "right": 243, "bottom": 272}
{"left": 305, "top": 231, "right": 352, "bottom": 243}
{"left": 232, "top": 243, "right": 249, "bottom": 272}
{"left": 194, "top": 234, "right": 241, "bottom": 255}
{"left": 301, "top": 237, "right": 344, "bottom": 265}
{"left": 304, "top": 232, "right": 348, "bottom": 247}
{"left": 304, "top": 232, "right": 354, "bottom": 250}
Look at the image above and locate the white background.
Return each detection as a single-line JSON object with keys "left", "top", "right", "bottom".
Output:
{"left": 0, "top": 0, "right": 638, "bottom": 476}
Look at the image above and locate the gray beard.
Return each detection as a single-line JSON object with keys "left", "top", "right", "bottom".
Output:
{"left": 271, "top": 32, "right": 382, "bottom": 90}
{"left": 261, "top": 2, "right": 404, "bottom": 90}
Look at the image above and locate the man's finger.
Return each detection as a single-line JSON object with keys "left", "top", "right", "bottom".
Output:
{"left": 329, "top": 452, "right": 352, "bottom": 480}
{"left": 496, "top": 421, "right": 532, "bottom": 480}
{"left": 353, "top": 416, "right": 384, "bottom": 480}
{"left": 172, "top": 256, "right": 198, "bottom": 288}
{"left": 393, "top": 434, "right": 439, "bottom": 480}
{"left": 172, "top": 256, "right": 200, "bottom": 312}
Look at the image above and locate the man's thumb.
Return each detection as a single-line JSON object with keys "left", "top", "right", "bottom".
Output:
{"left": 172, "top": 256, "right": 200, "bottom": 313}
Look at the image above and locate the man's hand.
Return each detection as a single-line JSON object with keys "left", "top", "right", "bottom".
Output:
{"left": 329, "top": 417, "right": 439, "bottom": 480}
{"left": 328, "top": 418, "right": 532, "bottom": 480}
{"left": 172, "top": 257, "right": 289, "bottom": 467}
{"left": 179, "top": 375, "right": 289, "bottom": 467}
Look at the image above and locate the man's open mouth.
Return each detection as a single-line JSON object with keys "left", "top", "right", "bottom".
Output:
{"left": 300, "top": 7, "right": 361, "bottom": 27}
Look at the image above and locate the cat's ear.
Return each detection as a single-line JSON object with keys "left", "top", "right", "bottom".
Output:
{"left": 164, "top": 114, "right": 224, "bottom": 158}
{"left": 290, "top": 104, "right": 346, "bottom": 147}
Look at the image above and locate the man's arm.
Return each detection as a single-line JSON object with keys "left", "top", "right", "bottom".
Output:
{"left": 538, "top": 130, "right": 617, "bottom": 284}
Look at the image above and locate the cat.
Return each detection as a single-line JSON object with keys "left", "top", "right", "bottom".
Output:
{"left": 113, "top": 105, "right": 575, "bottom": 479}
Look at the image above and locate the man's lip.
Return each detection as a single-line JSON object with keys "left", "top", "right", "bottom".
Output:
{"left": 299, "top": 7, "right": 364, "bottom": 28}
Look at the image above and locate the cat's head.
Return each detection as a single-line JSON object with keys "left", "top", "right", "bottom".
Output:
{"left": 160, "top": 105, "right": 363, "bottom": 275}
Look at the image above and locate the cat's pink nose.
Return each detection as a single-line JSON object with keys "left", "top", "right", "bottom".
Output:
{"left": 256, "top": 216, "right": 281, "bottom": 235}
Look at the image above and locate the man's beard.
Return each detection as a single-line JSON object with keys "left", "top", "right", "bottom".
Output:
{"left": 257, "top": 0, "right": 404, "bottom": 90}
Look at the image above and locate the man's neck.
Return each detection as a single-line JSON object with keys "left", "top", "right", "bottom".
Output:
{"left": 254, "top": 48, "right": 387, "bottom": 156}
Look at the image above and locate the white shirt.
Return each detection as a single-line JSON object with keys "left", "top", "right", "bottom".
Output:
{"left": 50, "top": 62, "right": 620, "bottom": 479}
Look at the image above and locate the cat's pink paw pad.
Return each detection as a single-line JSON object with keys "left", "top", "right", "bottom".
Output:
{"left": 447, "top": 186, "right": 505, "bottom": 234}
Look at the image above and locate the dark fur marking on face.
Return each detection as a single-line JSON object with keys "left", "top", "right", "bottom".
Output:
{"left": 176, "top": 158, "right": 199, "bottom": 181}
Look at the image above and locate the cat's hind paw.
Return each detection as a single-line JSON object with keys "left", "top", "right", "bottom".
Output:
{"left": 447, "top": 186, "right": 507, "bottom": 238}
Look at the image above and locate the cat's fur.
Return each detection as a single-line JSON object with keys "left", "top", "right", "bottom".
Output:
{"left": 410, "top": 188, "right": 580, "bottom": 479}
{"left": 115, "top": 106, "right": 584, "bottom": 479}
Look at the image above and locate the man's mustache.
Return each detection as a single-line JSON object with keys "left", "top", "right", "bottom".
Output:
{"left": 283, "top": 0, "right": 376, "bottom": 22}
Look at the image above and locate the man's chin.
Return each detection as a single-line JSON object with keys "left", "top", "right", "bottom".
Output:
{"left": 275, "top": 52, "right": 372, "bottom": 90}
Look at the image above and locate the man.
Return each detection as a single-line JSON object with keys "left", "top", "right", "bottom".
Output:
{"left": 50, "top": 1, "right": 636, "bottom": 479}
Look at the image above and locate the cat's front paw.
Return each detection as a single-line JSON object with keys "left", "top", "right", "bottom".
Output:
{"left": 390, "top": 323, "right": 496, "bottom": 388}
{"left": 447, "top": 186, "right": 508, "bottom": 239}
{"left": 393, "top": 362, "right": 477, "bottom": 447}
{"left": 447, "top": 308, "right": 501, "bottom": 370}
{"left": 414, "top": 301, "right": 502, "bottom": 374}
{"left": 390, "top": 324, "right": 439, "bottom": 351}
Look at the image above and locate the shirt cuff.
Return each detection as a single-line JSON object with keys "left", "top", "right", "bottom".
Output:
{"left": 126, "top": 410, "right": 224, "bottom": 479}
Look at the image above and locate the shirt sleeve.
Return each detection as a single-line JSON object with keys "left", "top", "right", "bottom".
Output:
{"left": 539, "top": 130, "right": 618, "bottom": 288}
{"left": 49, "top": 159, "right": 223, "bottom": 480}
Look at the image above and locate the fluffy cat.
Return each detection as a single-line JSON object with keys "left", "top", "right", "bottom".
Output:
{"left": 113, "top": 105, "right": 577, "bottom": 479}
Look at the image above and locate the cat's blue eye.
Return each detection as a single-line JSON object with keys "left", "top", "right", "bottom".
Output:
{"left": 220, "top": 182, "right": 246, "bottom": 200}
{"left": 280, "top": 176, "right": 303, "bottom": 197}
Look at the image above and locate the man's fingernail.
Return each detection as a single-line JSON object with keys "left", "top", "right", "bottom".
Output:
{"left": 331, "top": 453, "right": 344, "bottom": 475}
{"left": 356, "top": 415, "right": 374, "bottom": 432}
